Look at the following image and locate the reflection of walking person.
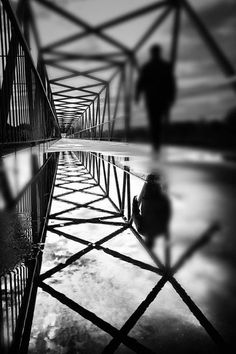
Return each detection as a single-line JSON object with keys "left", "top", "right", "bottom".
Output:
{"left": 135, "top": 44, "right": 176, "bottom": 151}
{"left": 132, "top": 173, "right": 171, "bottom": 249}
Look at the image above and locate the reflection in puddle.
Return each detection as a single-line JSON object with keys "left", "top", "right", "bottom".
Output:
{"left": 29, "top": 151, "right": 236, "bottom": 353}
{"left": 0, "top": 211, "right": 32, "bottom": 274}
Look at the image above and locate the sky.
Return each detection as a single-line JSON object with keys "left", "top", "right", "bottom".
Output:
{"left": 20, "top": 0, "right": 236, "bottom": 124}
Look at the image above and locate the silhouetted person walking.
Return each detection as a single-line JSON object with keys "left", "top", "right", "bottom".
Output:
{"left": 135, "top": 44, "right": 176, "bottom": 151}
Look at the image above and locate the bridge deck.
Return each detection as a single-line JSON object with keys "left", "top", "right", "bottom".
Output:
{"left": 27, "top": 150, "right": 236, "bottom": 353}
{"left": 47, "top": 138, "right": 150, "bottom": 156}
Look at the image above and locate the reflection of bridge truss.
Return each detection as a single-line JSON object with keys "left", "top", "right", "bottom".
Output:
{"left": 35, "top": 151, "right": 226, "bottom": 353}
{"left": 25, "top": 0, "right": 235, "bottom": 139}
{"left": 0, "top": 152, "right": 58, "bottom": 354}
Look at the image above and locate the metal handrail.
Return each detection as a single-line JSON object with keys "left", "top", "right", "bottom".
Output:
{"left": 1, "top": 0, "right": 59, "bottom": 127}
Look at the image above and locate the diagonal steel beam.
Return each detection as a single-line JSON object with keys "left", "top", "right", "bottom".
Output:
{"left": 181, "top": 0, "right": 236, "bottom": 92}
{"left": 41, "top": 0, "right": 170, "bottom": 52}
{"left": 34, "top": 0, "right": 132, "bottom": 54}
{"left": 134, "top": 6, "right": 172, "bottom": 52}
{"left": 45, "top": 61, "right": 107, "bottom": 84}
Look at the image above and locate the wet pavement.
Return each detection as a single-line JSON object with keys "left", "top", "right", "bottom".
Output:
{"left": 28, "top": 150, "right": 236, "bottom": 353}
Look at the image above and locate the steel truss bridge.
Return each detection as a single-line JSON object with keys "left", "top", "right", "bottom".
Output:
{"left": 0, "top": 0, "right": 235, "bottom": 353}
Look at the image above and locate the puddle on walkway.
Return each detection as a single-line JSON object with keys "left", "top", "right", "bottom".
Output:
{"left": 28, "top": 151, "right": 236, "bottom": 353}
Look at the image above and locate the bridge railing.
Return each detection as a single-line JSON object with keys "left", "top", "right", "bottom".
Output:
{"left": 0, "top": 1, "right": 61, "bottom": 352}
{"left": 0, "top": 0, "right": 60, "bottom": 150}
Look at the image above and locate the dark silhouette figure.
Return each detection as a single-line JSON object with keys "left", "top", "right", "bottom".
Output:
{"left": 135, "top": 44, "right": 176, "bottom": 150}
{"left": 132, "top": 173, "right": 171, "bottom": 248}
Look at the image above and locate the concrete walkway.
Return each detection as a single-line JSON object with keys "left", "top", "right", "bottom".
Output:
{"left": 27, "top": 151, "right": 235, "bottom": 354}
{"left": 47, "top": 138, "right": 150, "bottom": 156}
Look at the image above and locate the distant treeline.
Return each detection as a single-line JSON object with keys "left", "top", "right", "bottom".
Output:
{"left": 113, "top": 109, "right": 236, "bottom": 149}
